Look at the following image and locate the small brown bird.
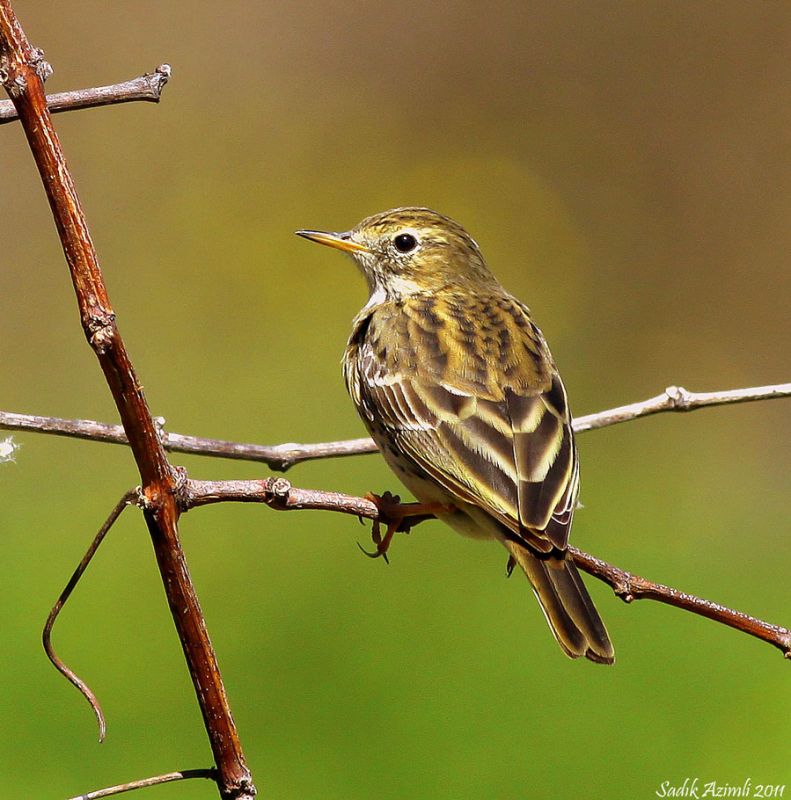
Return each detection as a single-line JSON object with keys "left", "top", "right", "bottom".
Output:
{"left": 297, "top": 207, "right": 613, "bottom": 664}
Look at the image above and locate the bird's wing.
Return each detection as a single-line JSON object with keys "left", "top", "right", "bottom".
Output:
{"left": 351, "top": 294, "right": 578, "bottom": 552}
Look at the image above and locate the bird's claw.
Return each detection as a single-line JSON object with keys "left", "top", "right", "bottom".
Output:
{"left": 358, "top": 491, "right": 455, "bottom": 563}
{"left": 358, "top": 514, "right": 395, "bottom": 563}
{"left": 356, "top": 517, "right": 391, "bottom": 562}
{"left": 356, "top": 540, "right": 390, "bottom": 564}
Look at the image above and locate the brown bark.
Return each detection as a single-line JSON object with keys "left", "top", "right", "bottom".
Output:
{"left": 0, "top": 4, "right": 254, "bottom": 797}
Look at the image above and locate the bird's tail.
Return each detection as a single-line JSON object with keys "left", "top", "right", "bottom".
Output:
{"left": 504, "top": 540, "right": 614, "bottom": 665}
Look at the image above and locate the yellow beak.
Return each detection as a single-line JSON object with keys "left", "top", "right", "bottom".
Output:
{"left": 295, "top": 229, "right": 371, "bottom": 254}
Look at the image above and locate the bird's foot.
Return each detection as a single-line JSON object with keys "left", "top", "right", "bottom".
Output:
{"left": 359, "top": 491, "right": 454, "bottom": 562}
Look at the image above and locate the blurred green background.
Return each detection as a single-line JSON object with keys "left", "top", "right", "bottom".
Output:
{"left": 2, "top": 2, "right": 790, "bottom": 798}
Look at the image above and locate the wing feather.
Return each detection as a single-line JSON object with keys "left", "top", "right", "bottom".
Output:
{"left": 347, "top": 293, "right": 580, "bottom": 552}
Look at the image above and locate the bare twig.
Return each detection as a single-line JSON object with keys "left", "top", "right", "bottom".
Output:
{"left": 573, "top": 382, "right": 791, "bottom": 433}
{"left": 43, "top": 490, "right": 139, "bottom": 743}
{"left": 567, "top": 547, "right": 791, "bottom": 658}
{"left": 0, "top": 6, "right": 253, "bottom": 798}
{"left": 3, "top": 382, "right": 790, "bottom": 471}
{"left": 186, "top": 476, "right": 381, "bottom": 517}
{"left": 0, "top": 409, "right": 377, "bottom": 470}
{"left": 67, "top": 768, "right": 216, "bottom": 800}
{"left": 0, "top": 64, "right": 171, "bottom": 124}
{"left": 181, "top": 477, "right": 791, "bottom": 659}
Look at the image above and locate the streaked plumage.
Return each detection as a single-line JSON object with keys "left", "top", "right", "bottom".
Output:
{"left": 297, "top": 207, "right": 614, "bottom": 664}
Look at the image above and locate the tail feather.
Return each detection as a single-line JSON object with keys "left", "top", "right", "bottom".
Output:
{"left": 505, "top": 540, "right": 614, "bottom": 665}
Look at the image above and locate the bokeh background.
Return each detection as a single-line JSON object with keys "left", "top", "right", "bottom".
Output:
{"left": 2, "top": 2, "right": 790, "bottom": 798}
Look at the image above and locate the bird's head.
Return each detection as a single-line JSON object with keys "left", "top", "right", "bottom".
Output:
{"left": 297, "top": 207, "right": 498, "bottom": 299}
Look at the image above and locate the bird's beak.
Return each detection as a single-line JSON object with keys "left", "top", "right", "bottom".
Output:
{"left": 295, "top": 229, "right": 371, "bottom": 254}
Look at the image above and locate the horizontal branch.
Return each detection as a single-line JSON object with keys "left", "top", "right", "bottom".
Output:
{"left": 0, "top": 409, "right": 377, "bottom": 471}
{"left": 2, "top": 382, "right": 790, "bottom": 470}
{"left": 182, "top": 477, "right": 791, "bottom": 660}
{"left": 186, "top": 476, "right": 380, "bottom": 517}
{"left": 0, "top": 63, "right": 170, "bottom": 124}
{"left": 573, "top": 382, "right": 791, "bottom": 433}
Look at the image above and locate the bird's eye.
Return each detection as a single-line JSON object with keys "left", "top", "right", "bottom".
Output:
{"left": 393, "top": 233, "right": 418, "bottom": 253}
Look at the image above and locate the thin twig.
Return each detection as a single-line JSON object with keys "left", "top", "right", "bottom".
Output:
{"left": 185, "top": 477, "right": 381, "bottom": 517}
{"left": 0, "top": 64, "right": 171, "bottom": 124}
{"left": 182, "top": 477, "right": 791, "bottom": 659}
{"left": 67, "top": 768, "right": 216, "bottom": 800}
{"left": 0, "top": 409, "right": 377, "bottom": 471}
{"left": 2, "top": 381, "right": 790, "bottom": 471}
{"left": 0, "top": 7, "right": 254, "bottom": 798}
{"left": 43, "top": 490, "right": 139, "bottom": 743}
{"left": 573, "top": 382, "right": 791, "bottom": 433}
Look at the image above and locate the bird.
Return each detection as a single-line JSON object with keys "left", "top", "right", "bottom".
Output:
{"left": 296, "top": 207, "right": 614, "bottom": 664}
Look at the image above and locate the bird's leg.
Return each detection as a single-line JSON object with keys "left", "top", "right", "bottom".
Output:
{"left": 359, "top": 491, "right": 454, "bottom": 562}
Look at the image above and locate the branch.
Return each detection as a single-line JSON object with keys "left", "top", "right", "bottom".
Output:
{"left": 0, "top": 64, "right": 171, "bottom": 124}
{"left": 67, "top": 768, "right": 216, "bottom": 800}
{"left": 567, "top": 547, "right": 791, "bottom": 658}
{"left": 573, "top": 382, "right": 791, "bottom": 433}
{"left": 0, "top": 6, "right": 254, "bottom": 798}
{"left": 2, "top": 382, "right": 789, "bottom": 470}
{"left": 43, "top": 490, "right": 140, "bottom": 743}
{"left": 182, "top": 477, "right": 791, "bottom": 659}
{"left": 0, "top": 409, "right": 377, "bottom": 471}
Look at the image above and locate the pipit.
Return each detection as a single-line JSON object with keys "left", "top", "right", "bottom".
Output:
{"left": 297, "top": 207, "right": 613, "bottom": 664}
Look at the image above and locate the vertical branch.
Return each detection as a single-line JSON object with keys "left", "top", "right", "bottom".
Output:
{"left": 0, "top": 5, "right": 254, "bottom": 798}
